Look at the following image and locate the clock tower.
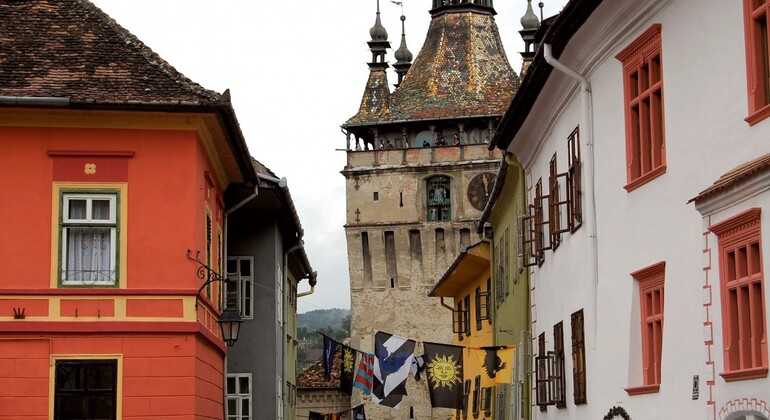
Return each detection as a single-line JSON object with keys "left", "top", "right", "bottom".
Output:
{"left": 341, "top": 1, "right": 518, "bottom": 417}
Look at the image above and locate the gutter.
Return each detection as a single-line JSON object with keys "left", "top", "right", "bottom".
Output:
{"left": 477, "top": 154, "right": 510, "bottom": 233}
{"left": 0, "top": 96, "right": 70, "bottom": 106}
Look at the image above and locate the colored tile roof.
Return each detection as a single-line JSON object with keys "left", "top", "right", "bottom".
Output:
{"left": 346, "top": 69, "right": 392, "bottom": 125}
{"left": 297, "top": 349, "right": 342, "bottom": 389}
{"left": 0, "top": 0, "right": 220, "bottom": 105}
{"left": 690, "top": 152, "right": 770, "bottom": 203}
{"left": 345, "top": 10, "right": 519, "bottom": 126}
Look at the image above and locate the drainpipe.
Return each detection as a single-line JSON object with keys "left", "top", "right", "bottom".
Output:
{"left": 439, "top": 297, "right": 454, "bottom": 312}
{"left": 224, "top": 186, "right": 259, "bottom": 269}
{"left": 258, "top": 173, "right": 287, "bottom": 188}
{"left": 543, "top": 43, "right": 599, "bottom": 341}
{"left": 297, "top": 271, "right": 318, "bottom": 298}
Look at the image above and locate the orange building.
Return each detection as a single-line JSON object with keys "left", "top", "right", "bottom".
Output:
{"left": 429, "top": 242, "right": 496, "bottom": 419}
{"left": 0, "top": 1, "right": 258, "bottom": 418}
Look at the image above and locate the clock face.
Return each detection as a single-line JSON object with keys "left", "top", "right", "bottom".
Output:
{"left": 467, "top": 172, "right": 497, "bottom": 211}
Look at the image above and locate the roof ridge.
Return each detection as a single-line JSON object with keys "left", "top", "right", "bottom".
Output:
{"left": 76, "top": 0, "right": 221, "bottom": 103}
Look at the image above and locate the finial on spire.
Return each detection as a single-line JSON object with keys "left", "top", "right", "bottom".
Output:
{"left": 367, "top": 0, "right": 391, "bottom": 70}
{"left": 521, "top": 0, "right": 540, "bottom": 30}
{"left": 539, "top": 1, "right": 544, "bottom": 22}
{"left": 393, "top": 4, "right": 413, "bottom": 87}
{"left": 370, "top": 0, "right": 389, "bottom": 41}
{"left": 519, "top": 0, "right": 541, "bottom": 74}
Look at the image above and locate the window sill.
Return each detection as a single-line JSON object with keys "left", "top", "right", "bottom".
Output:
{"left": 720, "top": 367, "right": 768, "bottom": 382}
{"left": 624, "top": 165, "right": 666, "bottom": 193}
{"left": 745, "top": 103, "right": 770, "bottom": 126}
{"left": 625, "top": 384, "right": 660, "bottom": 395}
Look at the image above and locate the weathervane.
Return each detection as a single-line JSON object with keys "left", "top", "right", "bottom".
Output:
{"left": 391, "top": 0, "right": 404, "bottom": 14}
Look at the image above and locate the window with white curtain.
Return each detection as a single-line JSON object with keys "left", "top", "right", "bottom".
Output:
{"left": 61, "top": 193, "right": 117, "bottom": 286}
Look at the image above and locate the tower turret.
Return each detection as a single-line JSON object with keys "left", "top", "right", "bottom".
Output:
{"left": 393, "top": 13, "right": 413, "bottom": 87}
{"left": 347, "top": 0, "right": 393, "bottom": 149}
{"left": 519, "top": 0, "right": 541, "bottom": 74}
{"left": 367, "top": 0, "right": 390, "bottom": 69}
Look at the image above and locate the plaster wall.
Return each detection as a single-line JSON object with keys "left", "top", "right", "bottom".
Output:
{"left": 0, "top": 125, "right": 223, "bottom": 292}
{"left": 505, "top": 0, "right": 770, "bottom": 418}
{"left": 0, "top": 334, "right": 224, "bottom": 419}
{"left": 487, "top": 163, "right": 531, "bottom": 419}
{"left": 226, "top": 212, "right": 283, "bottom": 419}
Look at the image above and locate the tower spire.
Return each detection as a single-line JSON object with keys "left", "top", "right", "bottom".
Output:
{"left": 368, "top": 0, "right": 390, "bottom": 68}
{"left": 346, "top": 0, "right": 393, "bottom": 149}
{"left": 519, "top": 0, "right": 540, "bottom": 75}
{"left": 393, "top": 3, "right": 413, "bottom": 88}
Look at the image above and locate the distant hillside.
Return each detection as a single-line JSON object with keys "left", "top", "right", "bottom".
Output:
{"left": 297, "top": 308, "right": 350, "bottom": 372}
{"left": 297, "top": 308, "right": 350, "bottom": 340}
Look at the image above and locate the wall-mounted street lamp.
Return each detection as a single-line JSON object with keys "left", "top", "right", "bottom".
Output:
{"left": 186, "top": 249, "right": 243, "bottom": 347}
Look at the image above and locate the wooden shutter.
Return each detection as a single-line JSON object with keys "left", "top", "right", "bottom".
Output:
{"left": 518, "top": 210, "right": 537, "bottom": 268}
{"left": 568, "top": 127, "right": 583, "bottom": 232}
{"left": 549, "top": 153, "right": 572, "bottom": 250}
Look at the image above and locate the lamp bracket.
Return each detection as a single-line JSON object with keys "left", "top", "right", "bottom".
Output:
{"left": 186, "top": 249, "right": 228, "bottom": 309}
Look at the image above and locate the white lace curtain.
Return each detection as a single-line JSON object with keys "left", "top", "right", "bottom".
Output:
{"left": 64, "top": 198, "right": 113, "bottom": 284}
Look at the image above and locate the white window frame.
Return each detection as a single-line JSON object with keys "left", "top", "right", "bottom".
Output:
{"left": 226, "top": 373, "right": 252, "bottom": 420}
{"left": 227, "top": 257, "right": 254, "bottom": 319}
{"left": 61, "top": 193, "right": 118, "bottom": 286}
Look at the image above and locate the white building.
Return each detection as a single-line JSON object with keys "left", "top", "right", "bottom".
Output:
{"left": 491, "top": 0, "right": 770, "bottom": 418}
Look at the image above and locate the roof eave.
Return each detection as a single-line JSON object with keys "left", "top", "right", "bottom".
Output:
{"left": 1, "top": 97, "right": 259, "bottom": 186}
{"left": 429, "top": 242, "right": 490, "bottom": 297}
{"left": 490, "top": 0, "right": 604, "bottom": 152}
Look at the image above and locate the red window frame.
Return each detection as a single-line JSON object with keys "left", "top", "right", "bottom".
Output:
{"left": 626, "top": 261, "right": 665, "bottom": 395}
{"left": 710, "top": 208, "right": 768, "bottom": 381}
{"left": 616, "top": 24, "right": 666, "bottom": 192}
{"left": 743, "top": 0, "right": 770, "bottom": 125}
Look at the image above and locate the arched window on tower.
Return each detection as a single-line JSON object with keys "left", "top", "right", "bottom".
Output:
{"left": 427, "top": 176, "right": 451, "bottom": 221}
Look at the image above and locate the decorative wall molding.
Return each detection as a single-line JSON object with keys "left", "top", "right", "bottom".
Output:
{"left": 719, "top": 398, "right": 770, "bottom": 420}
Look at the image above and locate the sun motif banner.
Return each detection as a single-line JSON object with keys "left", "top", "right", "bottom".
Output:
{"left": 423, "top": 342, "right": 464, "bottom": 409}
{"left": 339, "top": 344, "right": 357, "bottom": 395}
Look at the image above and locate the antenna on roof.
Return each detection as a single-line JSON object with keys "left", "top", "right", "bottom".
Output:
{"left": 538, "top": 1, "right": 544, "bottom": 21}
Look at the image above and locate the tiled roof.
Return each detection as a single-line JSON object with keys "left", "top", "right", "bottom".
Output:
{"left": 297, "top": 349, "right": 342, "bottom": 389}
{"left": 346, "top": 69, "right": 392, "bottom": 125}
{"left": 690, "top": 152, "right": 770, "bottom": 203}
{"left": 345, "top": 10, "right": 518, "bottom": 126}
{"left": 0, "top": 0, "right": 220, "bottom": 105}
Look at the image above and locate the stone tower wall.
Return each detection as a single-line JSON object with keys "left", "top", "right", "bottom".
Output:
{"left": 344, "top": 143, "right": 500, "bottom": 419}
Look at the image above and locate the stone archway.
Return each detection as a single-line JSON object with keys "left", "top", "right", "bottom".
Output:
{"left": 603, "top": 406, "right": 631, "bottom": 420}
{"left": 724, "top": 412, "right": 769, "bottom": 420}
{"left": 720, "top": 398, "right": 770, "bottom": 420}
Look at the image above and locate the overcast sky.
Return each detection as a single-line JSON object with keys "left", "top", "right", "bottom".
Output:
{"left": 90, "top": 0, "right": 566, "bottom": 313}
